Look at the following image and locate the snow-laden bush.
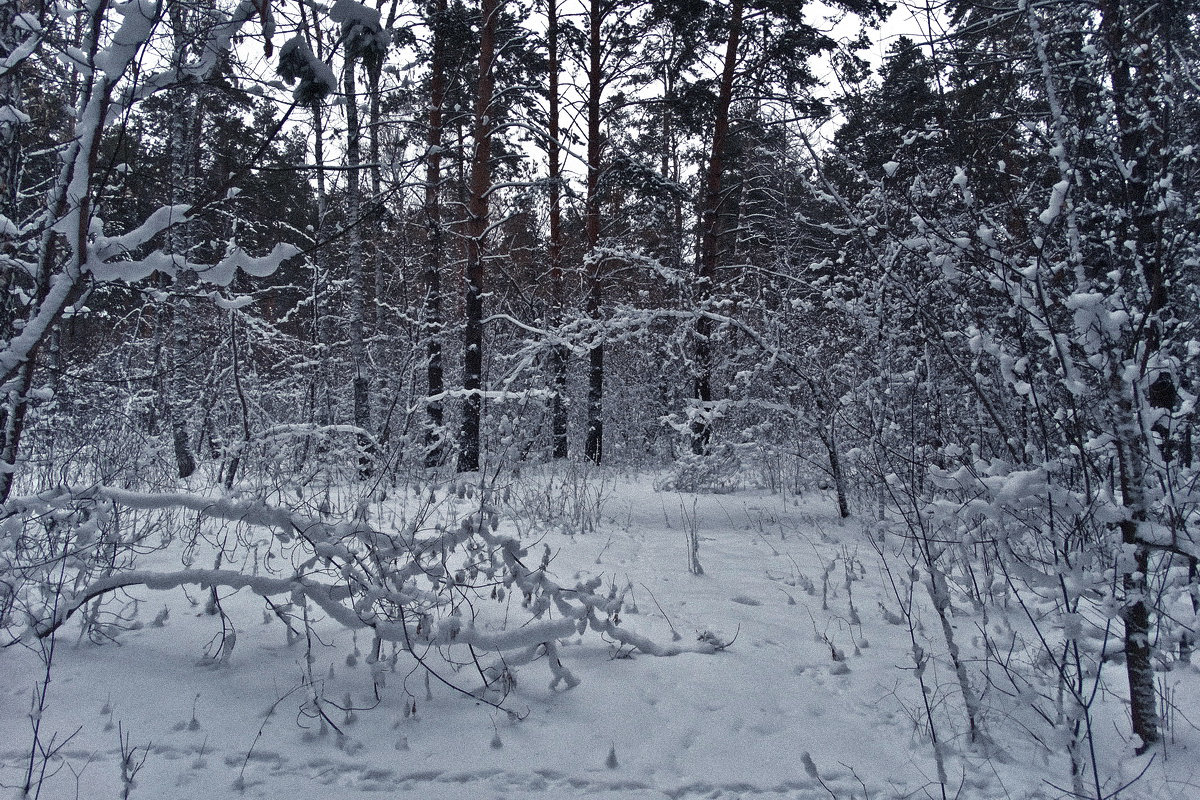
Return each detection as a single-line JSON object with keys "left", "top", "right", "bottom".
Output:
{"left": 655, "top": 443, "right": 742, "bottom": 494}
{"left": 2, "top": 479, "right": 715, "bottom": 706}
{"left": 504, "top": 460, "right": 614, "bottom": 535}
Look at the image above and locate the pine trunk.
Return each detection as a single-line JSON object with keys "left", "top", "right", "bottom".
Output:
{"left": 457, "top": 0, "right": 500, "bottom": 473}
{"left": 547, "top": 0, "right": 569, "bottom": 460}
{"left": 691, "top": 0, "right": 743, "bottom": 455}
{"left": 583, "top": 0, "right": 604, "bottom": 464}
{"left": 423, "top": 0, "right": 448, "bottom": 468}
{"left": 344, "top": 59, "right": 374, "bottom": 476}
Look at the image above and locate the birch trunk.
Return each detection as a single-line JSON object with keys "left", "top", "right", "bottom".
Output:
{"left": 165, "top": 4, "right": 197, "bottom": 479}
{"left": 344, "top": 58, "right": 373, "bottom": 476}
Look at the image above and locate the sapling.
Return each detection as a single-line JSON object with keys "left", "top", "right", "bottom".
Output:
{"left": 172, "top": 694, "right": 202, "bottom": 732}
{"left": 21, "top": 559, "right": 82, "bottom": 800}
{"left": 874, "top": 533, "right": 949, "bottom": 800}
{"left": 64, "top": 750, "right": 96, "bottom": 800}
{"left": 680, "top": 497, "right": 704, "bottom": 576}
{"left": 192, "top": 735, "right": 209, "bottom": 770}
{"left": 236, "top": 683, "right": 302, "bottom": 790}
{"left": 116, "top": 722, "right": 149, "bottom": 800}
{"left": 638, "top": 582, "right": 683, "bottom": 641}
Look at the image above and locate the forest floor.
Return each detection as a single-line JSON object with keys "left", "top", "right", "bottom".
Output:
{"left": 1, "top": 469, "right": 1197, "bottom": 800}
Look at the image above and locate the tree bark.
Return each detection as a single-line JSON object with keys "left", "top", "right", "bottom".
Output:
{"left": 344, "top": 57, "right": 374, "bottom": 476}
{"left": 1100, "top": 0, "right": 1168, "bottom": 751}
{"left": 0, "top": 0, "right": 109, "bottom": 499}
{"left": 166, "top": 273, "right": 197, "bottom": 479}
{"left": 0, "top": 0, "right": 22, "bottom": 229}
{"left": 825, "top": 423, "right": 850, "bottom": 518}
{"left": 369, "top": 63, "right": 385, "bottom": 332}
{"left": 165, "top": 4, "right": 197, "bottom": 479}
{"left": 423, "top": 0, "right": 448, "bottom": 468}
{"left": 547, "top": 0, "right": 569, "bottom": 460}
{"left": 457, "top": 0, "right": 500, "bottom": 473}
{"left": 1115, "top": 421, "right": 1159, "bottom": 751}
{"left": 691, "top": 0, "right": 743, "bottom": 455}
{"left": 300, "top": 1, "right": 331, "bottom": 447}
{"left": 583, "top": 0, "right": 604, "bottom": 464}
{"left": 0, "top": 2, "right": 31, "bottom": 501}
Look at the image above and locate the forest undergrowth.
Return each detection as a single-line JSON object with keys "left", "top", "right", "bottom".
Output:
{"left": 1, "top": 447, "right": 1196, "bottom": 800}
{"left": 1, "top": 1, "right": 1196, "bottom": 796}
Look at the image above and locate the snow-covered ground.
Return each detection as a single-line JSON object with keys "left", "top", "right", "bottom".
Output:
{"left": 2, "top": 472, "right": 1197, "bottom": 799}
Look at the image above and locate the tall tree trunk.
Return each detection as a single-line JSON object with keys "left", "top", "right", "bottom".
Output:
{"left": 308, "top": 99, "right": 329, "bottom": 435}
{"left": 659, "top": 42, "right": 683, "bottom": 274}
{"left": 0, "top": 0, "right": 21, "bottom": 232}
{"left": 299, "top": 3, "right": 330, "bottom": 450}
{"left": 0, "top": 3, "right": 30, "bottom": 501}
{"left": 583, "top": 0, "right": 604, "bottom": 464}
{"left": 457, "top": 0, "right": 500, "bottom": 473}
{"left": 0, "top": 0, "right": 109, "bottom": 500}
{"left": 166, "top": 273, "right": 197, "bottom": 479}
{"left": 369, "top": 65, "right": 385, "bottom": 332}
{"left": 1100, "top": 0, "right": 1167, "bottom": 751}
{"left": 344, "top": 58, "right": 373, "bottom": 476}
{"left": 1115, "top": 420, "right": 1158, "bottom": 751}
{"left": 423, "top": 0, "right": 447, "bottom": 467}
{"left": 0, "top": 359, "right": 35, "bottom": 500}
{"left": 691, "top": 0, "right": 743, "bottom": 455}
{"left": 547, "top": 0, "right": 569, "bottom": 459}
{"left": 165, "top": 5, "right": 196, "bottom": 479}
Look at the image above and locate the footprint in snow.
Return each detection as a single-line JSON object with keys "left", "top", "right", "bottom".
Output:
{"left": 730, "top": 595, "right": 762, "bottom": 606}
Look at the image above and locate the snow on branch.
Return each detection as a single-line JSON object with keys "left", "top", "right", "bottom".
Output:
{"left": 0, "top": 273, "right": 76, "bottom": 383}
{"left": 93, "top": 0, "right": 162, "bottom": 81}
{"left": 3, "top": 485, "right": 718, "bottom": 690}
{"left": 88, "top": 242, "right": 302, "bottom": 285}
{"left": 126, "top": 0, "right": 265, "bottom": 102}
